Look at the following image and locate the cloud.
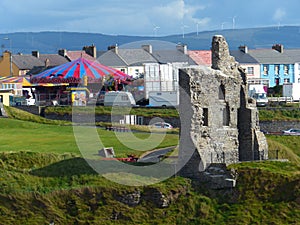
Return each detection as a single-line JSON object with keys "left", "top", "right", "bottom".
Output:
{"left": 273, "top": 8, "right": 286, "bottom": 21}
{"left": 154, "top": 0, "right": 205, "bottom": 21}
{"left": 148, "top": 0, "right": 209, "bottom": 34}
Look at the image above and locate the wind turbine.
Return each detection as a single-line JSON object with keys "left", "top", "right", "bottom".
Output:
{"left": 277, "top": 21, "right": 281, "bottom": 30}
{"left": 181, "top": 24, "right": 189, "bottom": 38}
{"left": 153, "top": 24, "right": 160, "bottom": 37}
{"left": 231, "top": 16, "right": 237, "bottom": 29}
{"left": 195, "top": 21, "right": 201, "bottom": 36}
{"left": 221, "top": 22, "right": 227, "bottom": 30}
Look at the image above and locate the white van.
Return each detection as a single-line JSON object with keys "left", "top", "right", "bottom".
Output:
{"left": 248, "top": 84, "right": 268, "bottom": 107}
{"left": 148, "top": 91, "right": 179, "bottom": 107}
{"left": 104, "top": 91, "right": 136, "bottom": 107}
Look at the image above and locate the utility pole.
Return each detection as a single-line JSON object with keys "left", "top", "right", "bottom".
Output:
{"left": 3, "top": 37, "right": 12, "bottom": 76}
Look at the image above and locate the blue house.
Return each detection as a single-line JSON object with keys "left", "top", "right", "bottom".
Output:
{"left": 247, "top": 44, "right": 294, "bottom": 87}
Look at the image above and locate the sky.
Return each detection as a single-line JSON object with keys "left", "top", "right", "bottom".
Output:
{"left": 0, "top": 0, "right": 300, "bottom": 36}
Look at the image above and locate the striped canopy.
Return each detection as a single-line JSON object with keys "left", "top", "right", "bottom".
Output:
{"left": 0, "top": 76, "right": 31, "bottom": 86}
{"left": 31, "top": 57, "right": 131, "bottom": 84}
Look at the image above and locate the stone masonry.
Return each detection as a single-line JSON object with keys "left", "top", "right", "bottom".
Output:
{"left": 178, "top": 35, "right": 268, "bottom": 180}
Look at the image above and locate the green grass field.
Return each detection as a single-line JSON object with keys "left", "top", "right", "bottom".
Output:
{"left": 0, "top": 118, "right": 179, "bottom": 158}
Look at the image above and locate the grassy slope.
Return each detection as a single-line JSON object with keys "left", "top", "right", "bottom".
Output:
{"left": 0, "top": 152, "right": 299, "bottom": 224}
{"left": 45, "top": 105, "right": 180, "bottom": 118}
{"left": 44, "top": 106, "right": 300, "bottom": 121}
{"left": 0, "top": 106, "right": 300, "bottom": 224}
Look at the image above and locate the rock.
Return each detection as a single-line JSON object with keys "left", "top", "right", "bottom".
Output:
{"left": 115, "top": 189, "right": 141, "bottom": 206}
{"left": 142, "top": 188, "right": 170, "bottom": 208}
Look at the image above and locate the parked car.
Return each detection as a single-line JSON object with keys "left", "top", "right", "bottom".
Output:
{"left": 150, "top": 122, "right": 173, "bottom": 129}
{"left": 282, "top": 128, "right": 300, "bottom": 136}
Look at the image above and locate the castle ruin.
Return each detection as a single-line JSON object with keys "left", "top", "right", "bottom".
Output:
{"left": 178, "top": 35, "right": 268, "bottom": 182}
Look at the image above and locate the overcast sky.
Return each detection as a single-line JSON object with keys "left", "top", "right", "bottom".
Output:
{"left": 1, "top": 0, "right": 299, "bottom": 36}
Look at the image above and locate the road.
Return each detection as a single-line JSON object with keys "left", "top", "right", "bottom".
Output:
{"left": 137, "top": 146, "right": 177, "bottom": 163}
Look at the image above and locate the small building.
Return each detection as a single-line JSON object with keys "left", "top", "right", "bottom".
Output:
{"left": 249, "top": 44, "right": 294, "bottom": 87}
{"left": 0, "top": 89, "right": 13, "bottom": 106}
{"left": 97, "top": 43, "right": 197, "bottom": 102}
{"left": 230, "top": 46, "right": 262, "bottom": 83}
{"left": 0, "top": 51, "right": 45, "bottom": 76}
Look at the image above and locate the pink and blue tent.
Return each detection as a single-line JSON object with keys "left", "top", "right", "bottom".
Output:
{"left": 31, "top": 57, "right": 131, "bottom": 84}
{"left": 0, "top": 76, "right": 31, "bottom": 86}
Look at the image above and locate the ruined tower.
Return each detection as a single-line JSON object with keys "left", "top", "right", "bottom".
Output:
{"left": 178, "top": 35, "right": 268, "bottom": 180}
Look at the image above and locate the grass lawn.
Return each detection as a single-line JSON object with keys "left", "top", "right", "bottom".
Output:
{"left": 0, "top": 118, "right": 179, "bottom": 158}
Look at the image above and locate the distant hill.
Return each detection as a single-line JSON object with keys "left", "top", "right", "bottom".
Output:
{"left": 1, "top": 26, "right": 300, "bottom": 54}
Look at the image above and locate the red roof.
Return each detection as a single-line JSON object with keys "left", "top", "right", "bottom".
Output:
{"left": 66, "top": 51, "right": 95, "bottom": 61}
{"left": 188, "top": 50, "right": 212, "bottom": 66}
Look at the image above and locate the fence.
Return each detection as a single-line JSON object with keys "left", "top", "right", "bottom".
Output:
{"left": 268, "top": 97, "right": 293, "bottom": 103}
{"left": 35, "top": 93, "right": 71, "bottom": 106}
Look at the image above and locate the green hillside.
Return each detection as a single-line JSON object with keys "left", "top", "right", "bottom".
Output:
{"left": 0, "top": 106, "right": 299, "bottom": 224}
{"left": 2, "top": 26, "right": 300, "bottom": 54}
{"left": 0, "top": 151, "right": 299, "bottom": 224}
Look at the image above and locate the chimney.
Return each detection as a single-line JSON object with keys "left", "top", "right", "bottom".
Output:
{"left": 83, "top": 44, "right": 97, "bottom": 58}
{"left": 108, "top": 44, "right": 118, "bottom": 54}
{"left": 142, "top": 45, "right": 152, "bottom": 54}
{"left": 238, "top": 45, "right": 248, "bottom": 53}
{"left": 32, "top": 50, "right": 39, "bottom": 58}
{"left": 58, "top": 49, "right": 67, "bottom": 57}
{"left": 272, "top": 44, "right": 284, "bottom": 53}
{"left": 45, "top": 58, "right": 50, "bottom": 68}
{"left": 176, "top": 44, "right": 187, "bottom": 54}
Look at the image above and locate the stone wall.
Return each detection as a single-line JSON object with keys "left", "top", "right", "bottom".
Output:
{"left": 260, "top": 121, "right": 300, "bottom": 133}
{"left": 178, "top": 35, "right": 268, "bottom": 180}
{"left": 45, "top": 112, "right": 181, "bottom": 127}
{"left": 15, "top": 105, "right": 298, "bottom": 134}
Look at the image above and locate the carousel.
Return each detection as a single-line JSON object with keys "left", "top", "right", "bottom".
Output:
{"left": 30, "top": 57, "right": 132, "bottom": 106}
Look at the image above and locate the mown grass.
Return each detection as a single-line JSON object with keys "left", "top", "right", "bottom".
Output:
{"left": 0, "top": 117, "right": 178, "bottom": 158}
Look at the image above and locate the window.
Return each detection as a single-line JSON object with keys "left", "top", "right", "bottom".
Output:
{"left": 263, "top": 65, "right": 268, "bottom": 75}
{"left": 218, "top": 84, "right": 225, "bottom": 100}
{"left": 120, "top": 69, "right": 125, "bottom": 73}
{"left": 247, "top": 67, "right": 254, "bottom": 75}
{"left": 274, "top": 65, "right": 279, "bottom": 75}
{"left": 298, "top": 78, "right": 300, "bottom": 83}
{"left": 284, "top": 65, "right": 289, "bottom": 75}
{"left": 121, "top": 95, "right": 129, "bottom": 101}
{"left": 135, "top": 69, "right": 139, "bottom": 76}
{"left": 202, "top": 108, "right": 208, "bottom": 126}
{"left": 223, "top": 105, "right": 230, "bottom": 126}
{"left": 283, "top": 78, "right": 290, "bottom": 83}
{"left": 3, "top": 84, "right": 15, "bottom": 89}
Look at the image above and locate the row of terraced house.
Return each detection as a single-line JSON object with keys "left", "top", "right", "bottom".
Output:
{"left": 0, "top": 42, "right": 300, "bottom": 100}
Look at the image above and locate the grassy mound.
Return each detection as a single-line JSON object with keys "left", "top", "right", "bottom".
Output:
{"left": 0, "top": 151, "right": 299, "bottom": 224}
